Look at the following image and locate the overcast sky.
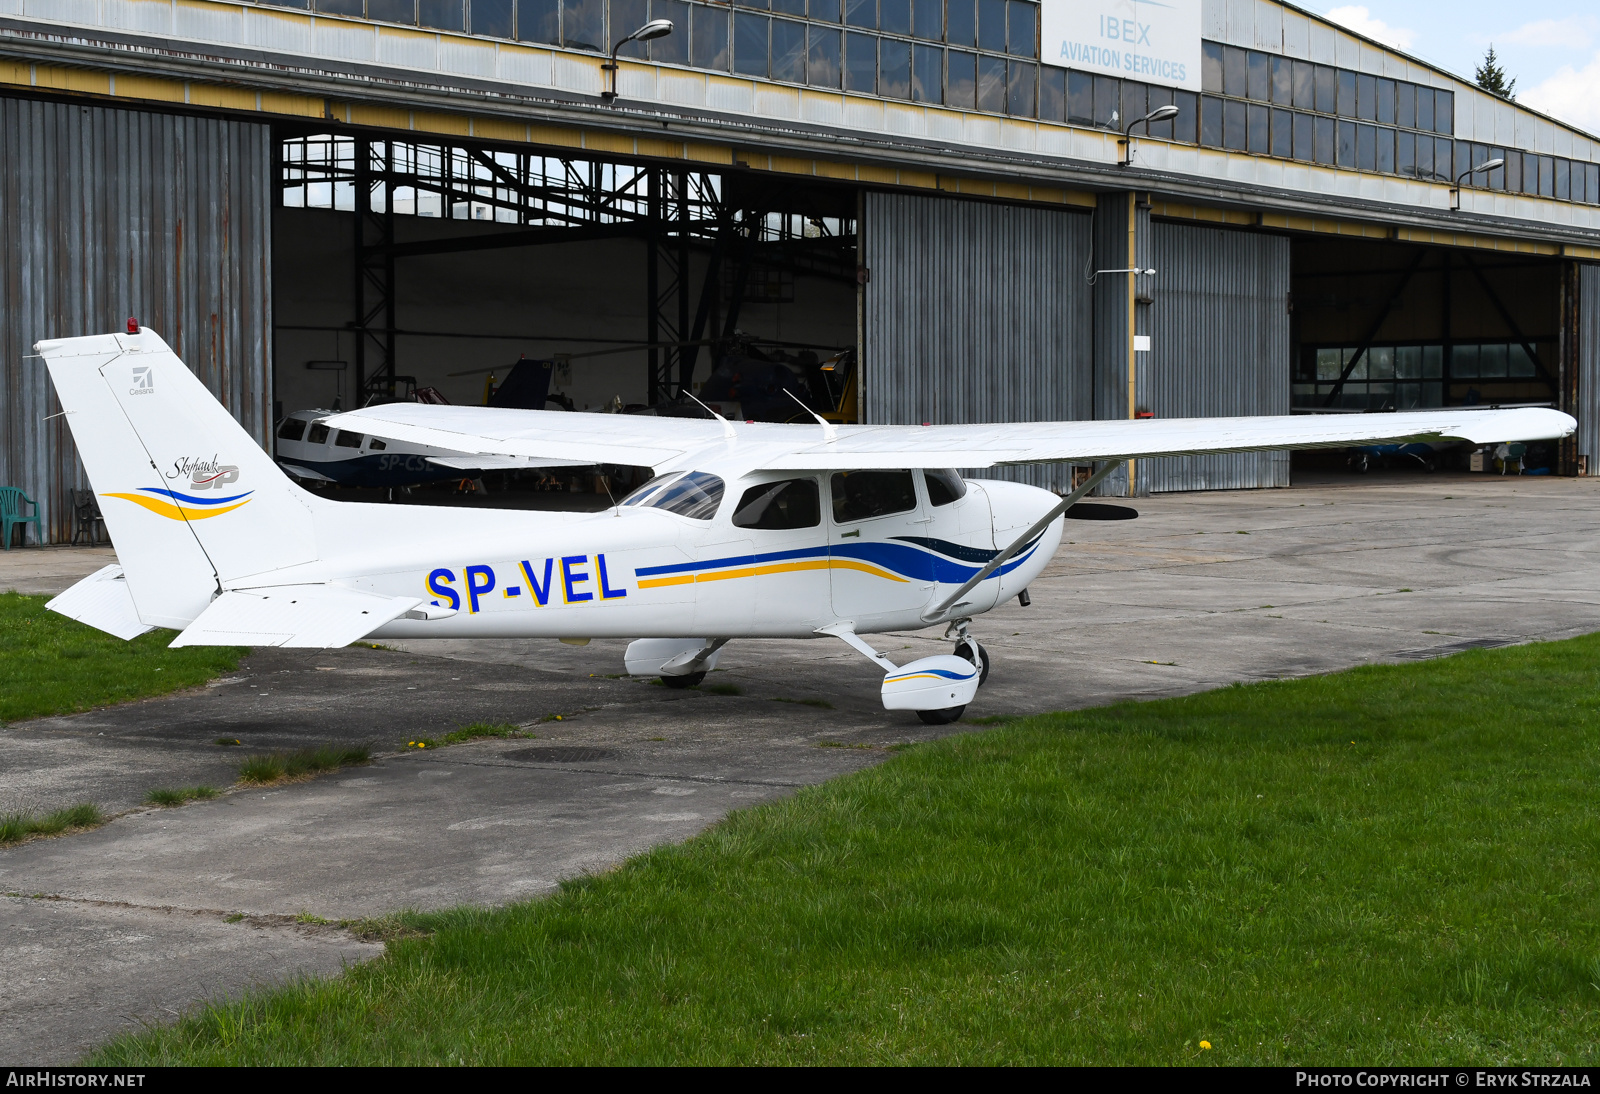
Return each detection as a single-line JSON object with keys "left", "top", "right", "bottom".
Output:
{"left": 1292, "top": 0, "right": 1600, "bottom": 135}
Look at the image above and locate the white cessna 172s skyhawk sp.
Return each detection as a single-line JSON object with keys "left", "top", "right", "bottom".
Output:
{"left": 42, "top": 327, "right": 1577, "bottom": 724}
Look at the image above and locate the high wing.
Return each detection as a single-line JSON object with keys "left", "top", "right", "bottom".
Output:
{"left": 320, "top": 403, "right": 727, "bottom": 468}
{"left": 323, "top": 403, "right": 1575, "bottom": 470}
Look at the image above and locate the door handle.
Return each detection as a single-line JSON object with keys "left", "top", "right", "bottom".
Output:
{"left": 839, "top": 529, "right": 860, "bottom": 538}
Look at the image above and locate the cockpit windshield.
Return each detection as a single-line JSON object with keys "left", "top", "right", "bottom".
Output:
{"left": 620, "top": 472, "right": 682, "bottom": 508}
{"left": 621, "top": 471, "right": 725, "bottom": 520}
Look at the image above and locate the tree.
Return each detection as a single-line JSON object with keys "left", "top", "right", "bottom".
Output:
{"left": 1474, "top": 45, "right": 1517, "bottom": 101}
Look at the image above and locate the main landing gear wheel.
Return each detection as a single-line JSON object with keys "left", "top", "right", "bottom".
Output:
{"left": 917, "top": 704, "right": 966, "bottom": 725}
{"left": 659, "top": 671, "right": 706, "bottom": 689}
{"left": 956, "top": 641, "right": 991, "bottom": 687}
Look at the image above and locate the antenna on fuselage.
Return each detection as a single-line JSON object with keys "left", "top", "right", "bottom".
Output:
{"left": 683, "top": 392, "right": 737, "bottom": 442}
{"left": 784, "top": 390, "right": 837, "bottom": 443}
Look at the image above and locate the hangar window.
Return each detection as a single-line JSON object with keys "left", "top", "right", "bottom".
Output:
{"left": 1295, "top": 343, "right": 1547, "bottom": 412}
{"left": 733, "top": 479, "right": 821, "bottom": 529}
{"left": 1270, "top": 56, "right": 1292, "bottom": 105}
{"left": 808, "top": 26, "right": 841, "bottom": 86}
{"left": 1270, "top": 108, "right": 1292, "bottom": 159}
{"left": 913, "top": 44, "right": 942, "bottom": 102}
{"left": 419, "top": 0, "right": 465, "bottom": 31}
{"left": 831, "top": 470, "right": 917, "bottom": 523}
{"left": 1038, "top": 66, "right": 1065, "bottom": 123}
{"left": 1007, "top": 61, "right": 1035, "bottom": 115}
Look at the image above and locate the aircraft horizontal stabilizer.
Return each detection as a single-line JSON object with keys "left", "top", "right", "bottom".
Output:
{"left": 169, "top": 585, "right": 421, "bottom": 649}
{"left": 46, "top": 565, "right": 154, "bottom": 641}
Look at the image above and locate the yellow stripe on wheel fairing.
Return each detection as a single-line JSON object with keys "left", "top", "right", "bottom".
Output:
{"left": 102, "top": 493, "right": 250, "bottom": 521}
{"left": 636, "top": 558, "right": 909, "bottom": 590}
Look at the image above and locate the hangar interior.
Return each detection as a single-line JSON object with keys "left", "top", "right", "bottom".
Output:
{"left": 271, "top": 128, "right": 860, "bottom": 420}
{"left": 268, "top": 126, "right": 1573, "bottom": 502}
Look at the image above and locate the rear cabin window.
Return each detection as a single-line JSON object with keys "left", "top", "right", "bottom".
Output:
{"left": 924, "top": 469, "right": 967, "bottom": 506}
{"left": 276, "top": 417, "right": 306, "bottom": 441}
{"left": 306, "top": 423, "right": 330, "bottom": 445}
{"left": 732, "top": 478, "right": 821, "bottom": 529}
{"left": 335, "top": 430, "right": 363, "bottom": 449}
{"left": 830, "top": 470, "right": 917, "bottom": 523}
{"left": 367, "top": 438, "right": 387, "bottom": 450}
{"left": 641, "top": 471, "right": 725, "bottom": 520}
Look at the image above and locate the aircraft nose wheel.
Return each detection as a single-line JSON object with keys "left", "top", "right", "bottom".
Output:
{"left": 659, "top": 672, "right": 706, "bottom": 689}
{"left": 956, "top": 640, "right": 991, "bottom": 687}
{"left": 917, "top": 704, "right": 965, "bottom": 725}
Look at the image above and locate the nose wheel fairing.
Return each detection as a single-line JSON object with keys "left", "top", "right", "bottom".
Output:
{"left": 817, "top": 621, "right": 990, "bottom": 722}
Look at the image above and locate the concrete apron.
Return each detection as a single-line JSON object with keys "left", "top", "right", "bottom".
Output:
{"left": 3, "top": 473, "right": 1598, "bottom": 1062}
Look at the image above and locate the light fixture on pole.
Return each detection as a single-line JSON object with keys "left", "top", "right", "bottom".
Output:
{"left": 1119, "top": 104, "right": 1180, "bottom": 167}
{"left": 1450, "top": 157, "right": 1504, "bottom": 211}
{"left": 601, "top": 18, "right": 674, "bottom": 104}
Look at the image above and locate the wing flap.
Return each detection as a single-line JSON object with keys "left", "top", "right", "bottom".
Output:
{"left": 46, "top": 564, "right": 154, "bottom": 641}
{"left": 169, "top": 585, "right": 421, "bottom": 649}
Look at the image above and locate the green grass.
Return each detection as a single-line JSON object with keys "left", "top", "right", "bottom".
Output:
{"left": 0, "top": 592, "right": 245, "bottom": 724}
{"left": 237, "top": 746, "right": 372, "bottom": 786}
{"left": 145, "top": 786, "right": 221, "bottom": 807}
{"left": 407, "top": 723, "right": 527, "bottom": 750}
{"left": 92, "top": 635, "right": 1600, "bottom": 1065}
{"left": 0, "top": 803, "right": 104, "bottom": 843}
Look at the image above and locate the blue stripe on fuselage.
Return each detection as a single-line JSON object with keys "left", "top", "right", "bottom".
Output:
{"left": 632, "top": 535, "right": 1043, "bottom": 584}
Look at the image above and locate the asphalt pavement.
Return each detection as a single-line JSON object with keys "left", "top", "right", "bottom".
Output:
{"left": 3, "top": 471, "right": 1597, "bottom": 1062}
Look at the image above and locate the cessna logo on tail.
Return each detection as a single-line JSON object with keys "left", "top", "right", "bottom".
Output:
{"left": 129, "top": 366, "right": 154, "bottom": 395}
{"left": 167, "top": 455, "right": 241, "bottom": 490}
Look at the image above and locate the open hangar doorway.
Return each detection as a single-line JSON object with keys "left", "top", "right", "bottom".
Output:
{"left": 268, "top": 125, "right": 859, "bottom": 507}
{"left": 1289, "top": 234, "right": 1566, "bottom": 476}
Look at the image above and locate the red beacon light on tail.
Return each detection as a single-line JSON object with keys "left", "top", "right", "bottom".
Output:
{"left": 126, "top": 317, "right": 139, "bottom": 334}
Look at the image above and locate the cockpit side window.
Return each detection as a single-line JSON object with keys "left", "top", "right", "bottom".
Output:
{"left": 732, "top": 478, "right": 821, "bottom": 529}
{"left": 306, "top": 422, "right": 330, "bottom": 445}
{"left": 924, "top": 468, "right": 967, "bottom": 506}
{"left": 642, "top": 471, "right": 725, "bottom": 520}
{"left": 830, "top": 470, "right": 917, "bottom": 523}
{"left": 276, "top": 417, "right": 307, "bottom": 441}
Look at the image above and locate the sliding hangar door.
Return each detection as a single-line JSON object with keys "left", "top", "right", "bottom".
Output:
{"left": 860, "top": 190, "right": 1291, "bottom": 496}
{"left": 0, "top": 96, "right": 272, "bottom": 543}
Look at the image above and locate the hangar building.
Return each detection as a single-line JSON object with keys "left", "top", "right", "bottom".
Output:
{"left": 2, "top": 0, "right": 1599, "bottom": 539}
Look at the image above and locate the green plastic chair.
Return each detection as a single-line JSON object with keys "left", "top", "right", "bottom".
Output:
{"left": 0, "top": 487, "right": 42, "bottom": 549}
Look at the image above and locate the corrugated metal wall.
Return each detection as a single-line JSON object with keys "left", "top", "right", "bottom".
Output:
{"left": 1137, "top": 221, "right": 1292, "bottom": 492}
{"left": 0, "top": 96, "right": 272, "bottom": 544}
{"left": 1579, "top": 263, "right": 1600, "bottom": 474}
{"left": 860, "top": 191, "right": 1092, "bottom": 491}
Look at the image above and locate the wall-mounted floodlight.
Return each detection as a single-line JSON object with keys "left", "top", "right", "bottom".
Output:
{"left": 1119, "top": 105, "right": 1181, "bottom": 167}
{"left": 602, "top": 19, "right": 674, "bottom": 104}
{"left": 1450, "top": 157, "right": 1504, "bottom": 211}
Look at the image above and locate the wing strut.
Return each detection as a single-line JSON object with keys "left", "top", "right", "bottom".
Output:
{"left": 927, "top": 460, "right": 1125, "bottom": 619}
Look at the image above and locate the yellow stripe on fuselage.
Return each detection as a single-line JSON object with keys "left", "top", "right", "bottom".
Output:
{"left": 635, "top": 557, "right": 908, "bottom": 590}
{"left": 102, "top": 493, "right": 250, "bottom": 521}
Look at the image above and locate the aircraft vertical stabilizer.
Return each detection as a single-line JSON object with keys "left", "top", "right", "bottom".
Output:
{"left": 37, "top": 328, "right": 322, "bottom": 629}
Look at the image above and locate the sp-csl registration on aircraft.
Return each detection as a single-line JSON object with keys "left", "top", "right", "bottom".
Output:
{"left": 41, "top": 327, "right": 1576, "bottom": 724}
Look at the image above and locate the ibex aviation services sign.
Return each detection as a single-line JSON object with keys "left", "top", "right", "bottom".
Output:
{"left": 1040, "top": 0, "right": 1203, "bottom": 93}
